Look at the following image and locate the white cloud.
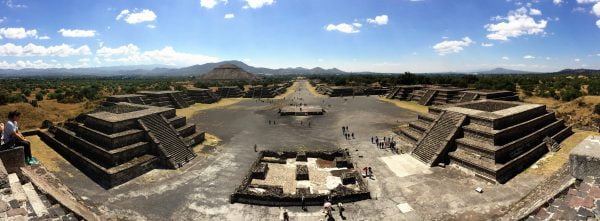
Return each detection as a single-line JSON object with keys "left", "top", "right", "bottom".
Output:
{"left": 352, "top": 23, "right": 362, "bottom": 28}
{"left": 38, "top": 36, "right": 50, "bottom": 40}
{"left": 96, "top": 44, "right": 140, "bottom": 57}
{"left": 432, "top": 37, "right": 473, "bottom": 55}
{"left": 0, "top": 17, "right": 6, "bottom": 23}
{"left": 244, "top": 0, "right": 274, "bottom": 9}
{"left": 575, "top": 58, "right": 581, "bottom": 62}
{"left": 367, "top": 15, "right": 389, "bottom": 25}
{"left": 485, "top": 7, "right": 547, "bottom": 41}
{"left": 502, "top": 56, "right": 510, "bottom": 60}
{"left": 0, "top": 60, "right": 90, "bottom": 69}
{"left": 0, "top": 43, "right": 91, "bottom": 57}
{"left": 593, "top": 2, "right": 600, "bottom": 16}
{"left": 481, "top": 43, "right": 494, "bottom": 47}
{"left": 576, "top": 0, "right": 599, "bottom": 3}
{"left": 116, "top": 9, "right": 157, "bottom": 24}
{"left": 224, "top": 13, "right": 235, "bottom": 19}
{"left": 200, "top": 0, "right": 228, "bottom": 9}
{"left": 523, "top": 55, "right": 535, "bottom": 59}
{"left": 553, "top": 0, "right": 563, "bottom": 5}
{"left": 4, "top": 0, "right": 26, "bottom": 8}
{"left": 325, "top": 23, "right": 360, "bottom": 34}
{"left": 529, "top": 8, "right": 542, "bottom": 16}
{"left": 97, "top": 44, "right": 219, "bottom": 66}
{"left": 58, "top": 29, "right": 96, "bottom": 38}
{"left": 146, "top": 24, "right": 156, "bottom": 29}
{"left": 596, "top": 19, "right": 600, "bottom": 28}
{"left": 0, "top": 27, "right": 37, "bottom": 39}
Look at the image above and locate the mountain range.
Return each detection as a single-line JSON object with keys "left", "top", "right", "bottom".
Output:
{"left": 0, "top": 60, "right": 593, "bottom": 77}
{"left": 0, "top": 60, "right": 346, "bottom": 77}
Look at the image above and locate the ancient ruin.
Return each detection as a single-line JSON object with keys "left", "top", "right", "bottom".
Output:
{"left": 244, "top": 82, "right": 292, "bottom": 98}
{"left": 230, "top": 150, "right": 370, "bottom": 206}
{"left": 186, "top": 88, "right": 221, "bottom": 104}
{"left": 199, "top": 64, "right": 257, "bottom": 81}
{"left": 279, "top": 105, "right": 325, "bottom": 116}
{"left": 40, "top": 103, "right": 204, "bottom": 188}
{"left": 399, "top": 100, "right": 573, "bottom": 183}
{"left": 386, "top": 85, "right": 519, "bottom": 106}
{"left": 216, "top": 86, "right": 245, "bottom": 98}
{"left": 106, "top": 90, "right": 194, "bottom": 109}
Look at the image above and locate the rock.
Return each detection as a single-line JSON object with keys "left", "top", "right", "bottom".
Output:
{"left": 569, "top": 136, "right": 600, "bottom": 180}
{"left": 0, "top": 200, "right": 10, "bottom": 212}
{"left": 6, "top": 208, "right": 27, "bottom": 217}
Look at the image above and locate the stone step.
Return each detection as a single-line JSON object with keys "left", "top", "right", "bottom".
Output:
{"left": 8, "top": 173, "right": 27, "bottom": 202}
{"left": 22, "top": 182, "right": 49, "bottom": 217}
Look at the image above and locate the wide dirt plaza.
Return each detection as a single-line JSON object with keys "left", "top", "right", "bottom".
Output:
{"left": 34, "top": 80, "right": 550, "bottom": 220}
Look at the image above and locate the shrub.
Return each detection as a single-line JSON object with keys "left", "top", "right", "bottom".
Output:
{"left": 594, "top": 104, "right": 600, "bottom": 115}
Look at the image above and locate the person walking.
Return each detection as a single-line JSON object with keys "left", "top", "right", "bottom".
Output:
{"left": 254, "top": 144, "right": 257, "bottom": 152}
{"left": 283, "top": 209, "right": 289, "bottom": 221}
{"left": 371, "top": 136, "right": 374, "bottom": 144}
{"left": 351, "top": 132, "right": 354, "bottom": 139}
{"left": 338, "top": 202, "right": 344, "bottom": 218}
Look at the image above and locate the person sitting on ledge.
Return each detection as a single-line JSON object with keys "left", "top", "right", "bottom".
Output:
{"left": 0, "top": 122, "right": 4, "bottom": 145}
{"left": 2, "top": 111, "right": 37, "bottom": 165}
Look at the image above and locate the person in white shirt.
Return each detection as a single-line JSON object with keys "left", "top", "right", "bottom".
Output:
{"left": 0, "top": 122, "right": 4, "bottom": 145}
{"left": 3, "top": 111, "right": 37, "bottom": 165}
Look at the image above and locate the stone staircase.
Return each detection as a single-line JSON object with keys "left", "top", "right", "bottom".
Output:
{"left": 459, "top": 92, "right": 478, "bottom": 103}
{"left": 411, "top": 111, "right": 466, "bottom": 166}
{"left": 127, "top": 96, "right": 145, "bottom": 105}
{"left": 168, "top": 93, "right": 189, "bottom": 109}
{"left": 141, "top": 114, "right": 196, "bottom": 168}
{"left": 418, "top": 90, "right": 437, "bottom": 106}
{"left": 386, "top": 87, "right": 401, "bottom": 99}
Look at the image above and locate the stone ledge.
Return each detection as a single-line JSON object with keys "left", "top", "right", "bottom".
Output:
{"left": 570, "top": 136, "right": 600, "bottom": 180}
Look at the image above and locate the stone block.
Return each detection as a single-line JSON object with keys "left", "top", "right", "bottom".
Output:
{"left": 296, "top": 165, "right": 309, "bottom": 180}
{"left": 341, "top": 172, "right": 356, "bottom": 185}
{"left": 0, "top": 148, "right": 25, "bottom": 174}
{"left": 6, "top": 208, "right": 26, "bottom": 217}
{"left": 251, "top": 163, "right": 268, "bottom": 180}
{"left": 570, "top": 136, "right": 600, "bottom": 180}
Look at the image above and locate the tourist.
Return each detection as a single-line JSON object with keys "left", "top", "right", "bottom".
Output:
{"left": 254, "top": 144, "right": 257, "bottom": 152}
{"left": 2, "top": 111, "right": 37, "bottom": 165}
{"left": 283, "top": 209, "right": 289, "bottom": 221}
{"left": 269, "top": 120, "right": 271, "bottom": 125}
{"left": 338, "top": 202, "right": 344, "bottom": 218}
{"left": 368, "top": 167, "right": 373, "bottom": 178}
{"left": 301, "top": 196, "right": 306, "bottom": 211}
{"left": 371, "top": 136, "right": 374, "bottom": 144}
{"left": 0, "top": 122, "right": 3, "bottom": 145}
{"left": 351, "top": 133, "right": 354, "bottom": 139}
{"left": 308, "top": 122, "right": 311, "bottom": 128}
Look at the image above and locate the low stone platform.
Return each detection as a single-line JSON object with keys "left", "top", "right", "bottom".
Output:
{"left": 570, "top": 136, "right": 600, "bottom": 180}
{"left": 230, "top": 150, "right": 369, "bottom": 206}
{"left": 279, "top": 106, "right": 325, "bottom": 116}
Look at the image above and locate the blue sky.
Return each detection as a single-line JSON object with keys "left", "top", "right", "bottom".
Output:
{"left": 0, "top": 0, "right": 599, "bottom": 72}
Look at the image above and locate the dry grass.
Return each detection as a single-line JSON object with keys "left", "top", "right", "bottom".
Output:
{"left": 191, "top": 133, "right": 222, "bottom": 156}
{"left": 0, "top": 100, "right": 95, "bottom": 130}
{"left": 27, "top": 134, "right": 72, "bottom": 176}
{"left": 274, "top": 81, "right": 299, "bottom": 99}
{"left": 523, "top": 96, "right": 600, "bottom": 128}
{"left": 305, "top": 82, "right": 328, "bottom": 98}
{"left": 176, "top": 98, "right": 247, "bottom": 118}
{"left": 525, "top": 129, "right": 600, "bottom": 176}
{"left": 376, "top": 97, "right": 429, "bottom": 114}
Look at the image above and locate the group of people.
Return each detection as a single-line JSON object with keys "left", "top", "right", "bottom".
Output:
{"left": 0, "top": 111, "right": 37, "bottom": 165}
{"left": 341, "top": 125, "right": 354, "bottom": 140}
{"left": 371, "top": 136, "right": 399, "bottom": 154}
{"left": 362, "top": 166, "right": 374, "bottom": 179}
